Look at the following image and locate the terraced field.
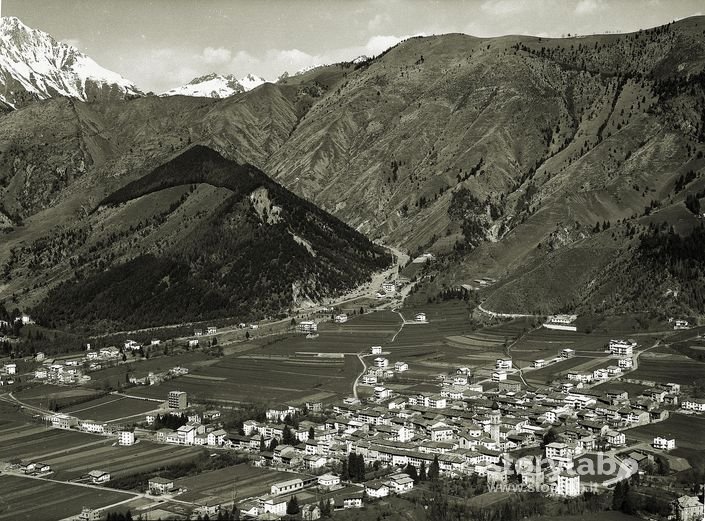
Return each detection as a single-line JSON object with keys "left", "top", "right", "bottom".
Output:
{"left": 511, "top": 329, "right": 612, "bottom": 362}
{"left": 0, "top": 474, "right": 134, "bottom": 521}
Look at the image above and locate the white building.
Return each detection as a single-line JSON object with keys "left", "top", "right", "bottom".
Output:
{"left": 270, "top": 478, "right": 304, "bottom": 496}
{"left": 334, "top": 314, "right": 348, "bottom": 324}
{"left": 4, "top": 363, "right": 16, "bottom": 375}
{"left": 492, "top": 371, "right": 507, "bottom": 382}
{"left": 618, "top": 358, "right": 633, "bottom": 369}
{"left": 87, "top": 470, "right": 111, "bottom": 484}
{"left": 318, "top": 473, "right": 340, "bottom": 489}
{"left": 124, "top": 340, "right": 140, "bottom": 351}
{"left": 555, "top": 470, "right": 581, "bottom": 497}
{"left": 653, "top": 437, "right": 676, "bottom": 450}
{"left": 387, "top": 473, "right": 414, "bottom": 494}
{"left": 374, "top": 357, "right": 389, "bottom": 368}
{"left": 673, "top": 319, "right": 690, "bottom": 330}
{"left": 414, "top": 312, "right": 427, "bottom": 323}
{"left": 609, "top": 339, "right": 636, "bottom": 357}
{"left": 682, "top": 398, "right": 705, "bottom": 412}
{"left": 561, "top": 348, "right": 576, "bottom": 358}
{"left": 17, "top": 314, "right": 34, "bottom": 325}
{"left": 261, "top": 497, "right": 288, "bottom": 516}
{"left": 374, "top": 386, "right": 392, "bottom": 400}
{"left": 532, "top": 359, "right": 546, "bottom": 368}
{"left": 394, "top": 361, "right": 409, "bottom": 372}
{"left": 545, "top": 442, "right": 576, "bottom": 469}
{"left": 365, "top": 481, "right": 389, "bottom": 498}
{"left": 544, "top": 314, "right": 577, "bottom": 332}
{"left": 118, "top": 431, "right": 135, "bottom": 446}
{"left": 80, "top": 420, "right": 106, "bottom": 434}
{"left": 362, "top": 373, "right": 378, "bottom": 385}
{"left": 371, "top": 345, "right": 382, "bottom": 355}
{"left": 495, "top": 359, "right": 512, "bottom": 370}
{"left": 298, "top": 321, "right": 318, "bottom": 333}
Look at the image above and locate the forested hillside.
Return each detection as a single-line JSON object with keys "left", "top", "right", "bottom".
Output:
{"left": 29, "top": 147, "right": 389, "bottom": 331}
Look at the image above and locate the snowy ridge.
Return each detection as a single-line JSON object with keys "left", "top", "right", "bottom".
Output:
{"left": 294, "top": 64, "right": 325, "bottom": 76}
{"left": 238, "top": 73, "right": 266, "bottom": 91}
{"left": 162, "top": 72, "right": 266, "bottom": 99}
{"left": 0, "top": 16, "right": 141, "bottom": 107}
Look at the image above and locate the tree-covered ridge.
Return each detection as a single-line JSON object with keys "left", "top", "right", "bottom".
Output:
{"left": 32, "top": 147, "right": 389, "bottom": 331}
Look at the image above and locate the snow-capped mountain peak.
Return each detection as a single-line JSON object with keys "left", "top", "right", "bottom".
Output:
{"left": 0, "top": 16, "right": 141, "bottom": 108}
{"left": 161, "top": 73, "right": 266, "bottom": 99}
{"left": 238, "top": 73, "right": 266, "bottom": 91}
{"left": 162, "top": 73, "right": 244, "bottom": 98}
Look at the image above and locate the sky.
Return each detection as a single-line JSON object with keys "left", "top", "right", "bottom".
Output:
{"left": 4, "top": 0, "right": 703, "bottom": 93}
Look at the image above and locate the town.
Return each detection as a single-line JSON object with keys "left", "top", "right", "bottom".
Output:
{"left": 0, "top": 291, "right": 704, "bottom": 521}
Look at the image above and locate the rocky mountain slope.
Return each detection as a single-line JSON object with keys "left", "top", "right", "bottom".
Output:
{"left": 1, "top": 17, "right": 705, "bottom": 321}
{"left": 0, "top": 17, "right": 140, "bottom": 108}
{"left": 162, "top": 73, "right": 267, "bottom": 98}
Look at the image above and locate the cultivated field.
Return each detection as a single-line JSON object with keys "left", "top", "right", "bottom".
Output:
{"left": 0, "top": 474, "right": 134, "bottom": 521}
{"left": 128, "top": 353, "right": 361, "bottom": 405}
{"left": 86, "top": 351, "right": 214, "bottom": 389}
{"left": 630, "top": 348, "right": 705, "bottom": 385}
{"left": 0, "top": 421, "right": 201, "bottom": 481}
{"left": 13, "top": 385, "right": 100, "bottom": 409}
{"left": 511, "top": 329, "right": 613, "bottom": 363}
{"left": 625, "top": 414, "right": 705, "bottom": 449}
{"left": 63, "top": 395, "right": 161, "bottom": 422}
{"left": 175, "top": 464, "right": 304, "bottom": 503}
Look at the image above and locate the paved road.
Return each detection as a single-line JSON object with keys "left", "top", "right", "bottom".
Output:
{"left": 477, "top": 303, "right": 537, "bottom": 319}
{"left": 352, "top": 353, "right": 371, "bottom": 400}
{"left": 352, "top": 310, "right": 407, "bottom": 399}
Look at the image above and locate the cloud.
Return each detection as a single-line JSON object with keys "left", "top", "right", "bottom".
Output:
{"left": 367, "top": 13, "right": 391, "bottom": 32}
{"left": 202, "top": 46, "right": 232, "bottom": 65}
{"left": 575, "top": 0, "right": 606, "bottom": 15}
{"left": 480, "top": 0, "right": 535, "bottom": 16}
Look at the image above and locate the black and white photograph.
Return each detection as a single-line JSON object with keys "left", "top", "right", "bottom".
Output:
{"left": 0, "top": 0, "right": 704, "bottom": 520}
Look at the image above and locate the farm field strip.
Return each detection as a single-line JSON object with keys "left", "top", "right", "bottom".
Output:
{"left": 0, "top": 474, "right": 134, "bottom": 521}
{"left": 175, "top": 464, "right": 299, "bottom": 501}
{"left": 0, "top": 429, "right": 99, "bottom": 460}
{"left": 30, "top": 438, "right": 113, "bottom": 463}
{"left": 63, "top": 394, "right": 127, "bottom": 413}
{"left": 63, "top": 397, "right": 160, "bottom": 422}
{"left": 625, "top": 414, "right": 705, "bottom": 448}
{"left": 0, "top": 424, "right": 48, "bottom": 442}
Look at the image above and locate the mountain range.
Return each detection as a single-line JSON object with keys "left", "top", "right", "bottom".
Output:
{"left": 0, "top": 17, "right": 140, "bottom": 109}
{"left": 1, "top": 15, "right": 704, "bottom": 327}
